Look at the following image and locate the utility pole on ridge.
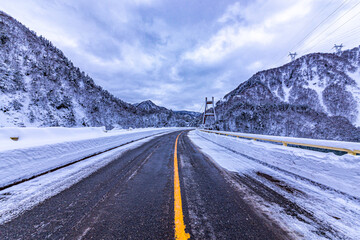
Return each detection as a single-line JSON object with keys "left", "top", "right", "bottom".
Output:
{"left": 288, "top": 52, "right": 297, "bottom": 61}
{"left": 333, "top": 44, "right": 343, "bottom": 55}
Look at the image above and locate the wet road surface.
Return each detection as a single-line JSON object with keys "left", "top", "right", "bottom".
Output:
{"left": 0, "top": 130, "right": 289, "bottom": 239}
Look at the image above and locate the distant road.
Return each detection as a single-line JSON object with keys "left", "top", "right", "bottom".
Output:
{"left": 0, "top": 131, "right": 288, "bottom": 239}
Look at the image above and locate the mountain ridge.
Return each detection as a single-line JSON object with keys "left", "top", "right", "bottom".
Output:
{"left": 215, "top": 47, "right": 360, "bottom": 141}
{"left": 134, "top": 100, "right": 168, "bottom": 113}
{"left": 0, "top": 11, "right": 198, "bottom": 128}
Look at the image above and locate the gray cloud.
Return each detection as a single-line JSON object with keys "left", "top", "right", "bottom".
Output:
{"left": 1, "top": 0, "right": 360, "bottom": 111}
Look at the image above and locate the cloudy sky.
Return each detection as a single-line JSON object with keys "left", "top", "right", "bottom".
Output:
{"left": 1, "top": 0, "right": 360, "bottom": 111}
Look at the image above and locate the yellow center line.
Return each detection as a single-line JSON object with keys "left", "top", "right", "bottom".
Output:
{"left": 174, "top": 132, "right": 190, "bottom": 240}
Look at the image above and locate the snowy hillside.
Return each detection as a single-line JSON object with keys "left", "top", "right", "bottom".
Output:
{"left": 135, "top": 100, "right": 167, "bottom": 113}
{"left": 0, "top": 11, "right": 198, "bottom": 128}
{"left": 135, "top": 100, "right": 200, "bottom": 127}
{"left": 215, "top": 47, "right": 360, "bottom": 141}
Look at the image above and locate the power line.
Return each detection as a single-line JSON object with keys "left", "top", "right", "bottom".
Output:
{"left": 289, "top": 0, "right": 350, "bottom": 53}
{"left": 336, "top": 24, "right": 360, "bottom": 36}
{"left": 272, "top": 0, "right": 349, "bottom": 67}
{"left": 310, "top": 23, "right": 360, "bottom": 49}
{"left": 304, "top": 13, "right": 360, "bottom": 45}
{"left": 337, "top": 28, "right": 360, "bottom": 40}
{"left": 271, "top": 0, "right": 335, "bottom": 65}
{"left": 302, "top": 0, "right": 360, "bottom": 53}
{"left": 308, "top": 12, "right": 360, "bottom": 52}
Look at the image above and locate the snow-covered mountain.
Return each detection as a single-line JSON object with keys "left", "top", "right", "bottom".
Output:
{"left": 215, "top": 47, "right": 360, "bottom": 141}
{"left": 134, "top": 100, "right": 168, "bottom": 113}
{"left": 135, "top": 100, "right": 200, "bottom": 127}
{"left": 0, "top": 11, "right": 198, "bottom": 128}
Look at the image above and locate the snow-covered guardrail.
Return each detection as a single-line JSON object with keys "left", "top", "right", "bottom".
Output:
{"left": 200, "top": 130, "right": 360, "bottom": 156}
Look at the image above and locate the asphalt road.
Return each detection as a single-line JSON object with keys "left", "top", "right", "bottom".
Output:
{"left": 0, "top": 130, "right": 289, "bottom": 239}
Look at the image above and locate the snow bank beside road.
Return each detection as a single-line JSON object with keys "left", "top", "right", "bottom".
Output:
{"left": 189, "top": 130, "right": 360, "bottom": 239}
{"left": 204, "top": 130, "right": 360, "bottom": 153}
{"left": 0, "top": 127, "right": 180, "bottom": 189}
{"left": 0, "top": 126, "right": 108, "bottom": 151}
{"left": 0, "top": 126, "right": 168, "bottom": 151}
{"left": 190, "top": 130, "right": 360, "bottom": 198}
{"left": 0, "top": 134, "right": 171, "bottom": 224}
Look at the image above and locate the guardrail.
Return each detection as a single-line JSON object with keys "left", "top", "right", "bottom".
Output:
{"left": 200, "top": 130, "right": 359, "bottom": 156}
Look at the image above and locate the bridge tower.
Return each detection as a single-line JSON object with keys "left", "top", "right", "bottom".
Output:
{"left": 202, "top": 97, "right": 217, "bottom": 126}
{"left": 288, "top": 52, "right": 297, "bottom": 61}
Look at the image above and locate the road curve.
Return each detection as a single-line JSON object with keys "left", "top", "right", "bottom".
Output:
{"left": 0, "top": 130, "right": 289, "bottom": 239}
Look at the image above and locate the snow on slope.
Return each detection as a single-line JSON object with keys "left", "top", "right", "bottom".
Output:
{"left": 189, "top": 130, "right": 360, "bottom": 239}
{"left": 0, "top": 11, "right": 198, "bottom": 128}
{"left": 215, "top": 47, "right": 360, "bottom": 141}
{"left": 347, "top": 68, "right": 360, "bottom": 126}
